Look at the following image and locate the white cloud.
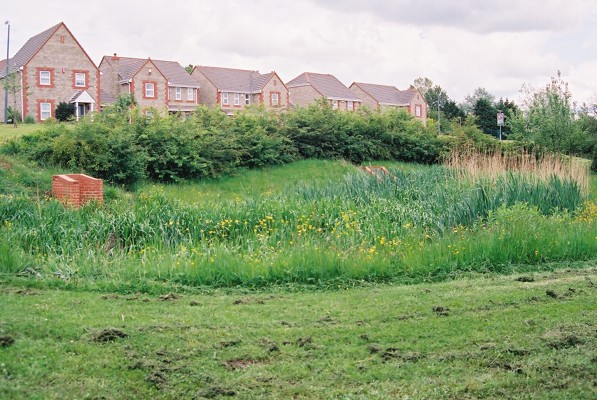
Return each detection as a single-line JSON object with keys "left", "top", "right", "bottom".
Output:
{"left": 4, "top": 0, "right": 597, "bottom": 104}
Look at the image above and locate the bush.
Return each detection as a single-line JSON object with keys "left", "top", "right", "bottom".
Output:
{"left": 55, "top": 102, "right": 75, "bottom": 122}
{"left": 24, "top": 115, "right": 36, "bottom": 124}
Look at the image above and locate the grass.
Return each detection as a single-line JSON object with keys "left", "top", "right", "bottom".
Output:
{"left": 0, "top": 123, "right": 43, "bottom": 143}
{"left": 1, "top": 266, "right": 595, "bottom": 399}
{"left": 146, "top": 159, "right": 355, "bottom": 204}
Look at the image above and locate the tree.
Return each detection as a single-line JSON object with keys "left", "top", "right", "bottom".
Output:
{"left": 473, "top": 98, "right": 498, "bottom": 137}
{"left": 3, "top": 71, "right": 23, "bottom": 127}
{"left": 513, "top": 72, "right": 579, "bottom": 153}
{"left": 462, "top": 87, "right": 495, "bottom": 114}
{"left": 442, "top": 99, "right": 465, "bottom": 122}
{"left": 184, "top": 64, "right": 193, "bottom": 74}
{"left": 412, "top": 77, "right": 434, "bottom": 98}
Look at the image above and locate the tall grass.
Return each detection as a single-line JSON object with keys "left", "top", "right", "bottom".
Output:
{"left": 0, "top": 159, "right": 594, "bottom": 288}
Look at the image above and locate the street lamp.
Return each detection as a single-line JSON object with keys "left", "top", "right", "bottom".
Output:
{"left": 3, "top": 20, "right": 9, "bottom": 125}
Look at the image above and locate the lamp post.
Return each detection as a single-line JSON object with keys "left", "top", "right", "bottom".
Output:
{"left": 3, "top": 20, "right": 9, "bottom": 125}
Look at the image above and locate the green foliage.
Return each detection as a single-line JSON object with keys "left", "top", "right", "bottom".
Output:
{"left": 24, "top": 115, "right": 36, "bottom": 124}
{"left": 512, "top": 73, "right": 583, "bottom": 154}
{"left": 473, "top": 98, "right": 498, "bottom": 137}
{"left": 54, "top": 102, "right": 75, "bottom": 122}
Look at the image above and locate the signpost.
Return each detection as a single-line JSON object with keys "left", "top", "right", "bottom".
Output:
{"left": 497, "top": 110, "right": 505, "bottom": 141}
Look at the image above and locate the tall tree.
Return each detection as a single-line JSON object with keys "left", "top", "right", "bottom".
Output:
{"left": 412, "top": 77, "right": 434, "bottom": 98}
{"left": 462, "top": 87, "right": 496, "bottom": 114}
{"left": 3, "top": 71, "right": 23, "bottom": 127}
{"left": 473, "top": 98, "right": 498, "bottom": 137}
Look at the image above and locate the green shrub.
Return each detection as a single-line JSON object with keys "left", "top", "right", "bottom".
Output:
{"left": 24, "top": 115, "right": 36, "bottom": 124}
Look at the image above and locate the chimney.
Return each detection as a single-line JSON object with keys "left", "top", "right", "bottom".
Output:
{"left": 112, "top": 53, "right": 119, "bottom": 61}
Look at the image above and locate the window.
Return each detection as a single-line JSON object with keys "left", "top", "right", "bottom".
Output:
{"left": 271, "top": 93, "right": 279, "bottom": 106}
{"left": 347, "top": 101, "right": 353, "bottom": 111}
{"left": 75, "top": 73, "right": 86, "bottom": 87}
{"left": 40, "top": 102, "right": 51, "bottom": 120}
{"left": 234, "top": 93, "right": 240, "bottom": 106}
{"left": 39, "top": 70, "right": 51, "bottom": 86}
{"left": 145, "top": 110, "right": 154, "bottom": 118}
{"left": 332, "top": 100, "right": 338, "bottom": 110}
{"left": 415, "top": 105, "right": 422, "bottom": 117}
{"left": 175, "top": 87, "right": 182, "bottom": 100}
{"left": 222, "top": 92, "right": 229, "bottom": 105}
{"left": 245, "top": 94, "right": 250, "bottom": 105}
{"left": 187, "top": 88, "right": 194, "bottom": 101}
{"left": 145, "top": 82, "right": 155, "bottom": 98}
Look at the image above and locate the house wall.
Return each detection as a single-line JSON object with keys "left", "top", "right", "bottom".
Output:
{"left": 348, "top": 85, "right": 378, "bottom": 111}
{"left": 261, "top": 73, "right": 289, "bottom": 111}
{"left": 132, "top": 61, "right": 168, "bottom": 113}
{"left": 288, "top": 85, "right": 322, "bottom": 108}
{"left": 168, "top": 86, "right": 198, "bottom": 112}
{"left": 24, "top": 24, "right": 100, "bottom": 122}
{"left": 98, "top": 57, "right": 121, "bottom": 102}
{"left": 192, "top": 70, "right": 218, "bottom": 106}
{"left": 409, "top": 92, "right": 428, "bottom": 126}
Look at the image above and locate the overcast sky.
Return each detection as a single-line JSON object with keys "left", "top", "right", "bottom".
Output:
{"left": 4, "top": 0, "right": 597, "bottom": 106}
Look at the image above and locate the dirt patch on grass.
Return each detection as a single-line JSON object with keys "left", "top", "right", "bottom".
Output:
{"left": 159, "top": 293, "right": 181, "bottom": 301}
{"left": 198, "top": 386, "right": 236, "bottom": 398}
{"left": 223, "top": 358, "right": 260, "bottom": 370}
{"left": 0, "top": 159, "right": 12, "bottom": 170}
{"left": 379, "top": 347, "right": 425, "bottom": 363}
{"left": 432, "top": 306, "right": 450, "bottom": 316}
{"left": 0, "top": 335, "right": 15, "bottom": 347}
{"left": 515, "top": 276, "right": 535, "bottom": 282}
{"left": 93, "top": 328, "right": 128, "bottom": 342}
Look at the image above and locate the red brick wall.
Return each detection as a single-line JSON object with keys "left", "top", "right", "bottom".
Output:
{"left": 52, "top": 174, "right": 103, "bottom": 207}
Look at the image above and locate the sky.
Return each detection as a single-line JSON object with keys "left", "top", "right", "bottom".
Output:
{"left": 3, "top": 0, "right": 597, "bottom": 107}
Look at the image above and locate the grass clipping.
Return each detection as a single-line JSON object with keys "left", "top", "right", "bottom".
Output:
{"left": 444, "top": 149, "right": 590, "bottom": 196}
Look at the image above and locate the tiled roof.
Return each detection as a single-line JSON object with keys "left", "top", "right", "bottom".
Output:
{"left": 352, "top": 82, "right": 420, "bottom": 106}
{"left": 287, "top": 72, "right": 361, "bottom": 102}
{"left": 100, "top": 89, "right": 115, "bottom": 104}
{"left": 0, "top": 23, "right": 62, "bottom": 78}
{"left": 194, "top": 66, "right": 272, "bottom": 93}
{"left": 106, "top": 56, "right": 199, "bottom": 87}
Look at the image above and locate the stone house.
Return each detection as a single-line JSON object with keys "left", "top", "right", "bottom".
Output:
{"left": 286, "top": 72, "right": 362, "bottom": 111}
{"left": 99, "top": 55, "right": 200, "bottom": 115}
{"left": 191, "top": 66, "right": 289, "bottom": 114}
{"left": 0, "top": 22, "right": 100, "bottom": 122}
{"left": 349, "top": 82, "right": 428, "bottom": 126}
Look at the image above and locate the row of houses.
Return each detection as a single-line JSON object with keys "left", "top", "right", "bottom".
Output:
{"left": 0, "top": 22, "right": 428, "bottom": 125}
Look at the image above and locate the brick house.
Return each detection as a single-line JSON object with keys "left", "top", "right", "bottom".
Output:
{"left": 191, "top": 66, "right": 289, "bottom": 114}
{"left": 349, "top": 82, "right": 428, "bottom": 126}
{"left": 0, "top": 22, "right": 100, "bottom": 122}
{"left": 99, "top": 55, "right": 199, "bottom": 115}
{"left": 286, "top": 72, "right": 362, "bottom": 111}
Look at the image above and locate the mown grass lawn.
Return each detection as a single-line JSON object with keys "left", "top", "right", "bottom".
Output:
{"left": 1, "top": 265, "right": 595, "bottom": 399}
{"left": 0, "top": 124, "right": 43, "bottom": 143}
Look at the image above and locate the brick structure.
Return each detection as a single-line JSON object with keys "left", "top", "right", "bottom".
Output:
{"left": 0, "top": 22, "right": 100, "bottom": 123}
{"left": 286, "top": 72, "right": 362, "bottom": 111}
{"left": 52, "top": 174, "right": 103, "bottom": 207}
{"left": 349, "top": 82, "right": 428, "bottom": 126}
{"left": 191, "top": 66, "right": 289, "bottom": 114}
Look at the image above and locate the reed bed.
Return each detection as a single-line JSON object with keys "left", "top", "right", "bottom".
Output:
{"left": 0, "top": 158, "right": 595, "bottom": 288}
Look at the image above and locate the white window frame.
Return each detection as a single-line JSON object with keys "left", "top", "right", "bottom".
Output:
{"left": 271, "top": 93, "right": 279, "bottom": 106}
{"left": 187, "top": 88, "right": 194, "bottom": 101}
{"left": 175, "top": 87, "right": 182, "bottom": 100}
{"left": 415, "top": 105, "right": 422, "bottom": 117}
{"left": 245, "top": 94, "right": 250, "bottom": 105}
{"left": 40, "top": 102, "right": 51, "bottom": 120}
{"left": 222, "top": 92, "right": 229, "bottom": 105}
{"left": 145, "top": 82, "right": 155, "bottom": 98}
{"left": 75, "top": 72, "right": 86, "bottom": 87}
{"left": 347, "top": 101, "right": 353, "bottom": 111}
{"left": 234, "top": 93, "right": 240, "bottom": 106}
{"left": 332, "top": 100, "right": 338, "bottom": 110}
{"left": 39, "top": 70, "right": 51, "bottom": 86}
